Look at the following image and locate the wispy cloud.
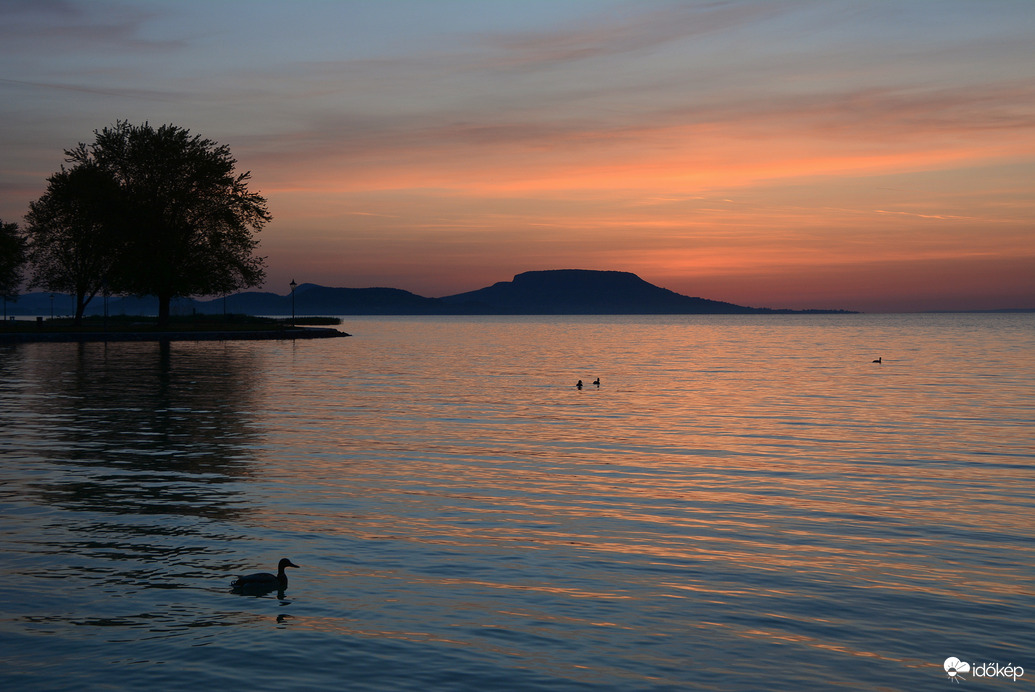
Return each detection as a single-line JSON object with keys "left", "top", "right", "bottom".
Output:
{"left": 0, "top": 0, "right": 182, "bottom": 52}
{"left": 479, "top": 2, "right": 781, "bottom": 70}
{"left": 0, "top": 76, "right": 181, "bottom": 101}
{"left": 873, "top": 209, "right": 974, "bottom": 221}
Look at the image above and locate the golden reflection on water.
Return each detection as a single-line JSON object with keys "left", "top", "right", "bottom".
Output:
{"left": 231, "top": 316, "right": 1035, "bottom": 676}
{"left": 3, "top": 315, "right": 1031, "bottom": 689}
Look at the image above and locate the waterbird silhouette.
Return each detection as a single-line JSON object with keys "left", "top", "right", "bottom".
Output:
{"left": 231, "top": 558, "right": 299, "bottom": 594}
{"left": 873, "top": 357, "right": 882, "bottom": 363}
{"left": 576, "top": 380, "right": 583, "bottom": 389}
{"left": 593, "top": 378, "right": 600, "bottom": 386}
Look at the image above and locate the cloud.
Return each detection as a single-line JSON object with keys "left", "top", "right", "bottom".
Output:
{"left": 207, "top": 2, "right": 1033, "bottom": 201}
{"left": 872, "top": 209, "right": 973, "bottom": 221}
{"left": 0, "top": 0, "right": 182, "bottom": 52}
{"left": 2, "top": 0, "right": 1033, "bottom": 310}
{"left": 0, "top": 76, "right": 181, "bottom": 102}
{"left": 478, "top": 2, "right": 781, "bottom": 70}
{"left": 238, "top": 71, "right": 1035, "bottom": 202}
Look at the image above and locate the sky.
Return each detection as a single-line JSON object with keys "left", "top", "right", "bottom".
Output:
{"left": 1, "top": 0, "right": 1033, "bottom": 312}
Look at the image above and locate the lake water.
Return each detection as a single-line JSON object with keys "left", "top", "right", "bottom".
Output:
{"left": 1, "top": 314, "right": 1032, "bottom": 690}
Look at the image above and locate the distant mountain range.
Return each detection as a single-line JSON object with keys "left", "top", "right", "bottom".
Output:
{"left": 5, "top": 269, "right": 855, "bottom": 316}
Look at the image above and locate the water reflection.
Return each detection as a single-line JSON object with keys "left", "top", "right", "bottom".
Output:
{"left": 0, "top": 341, "right": 268, "bottom": 617}
{"left": 1, "top": 316, "right": 1032, "bottom": 690}
{"left": 241, "top": 316, "right": 1035, "bottom": 687}
{"left": 6, "top": 341, "right": 262, "bottom": 519}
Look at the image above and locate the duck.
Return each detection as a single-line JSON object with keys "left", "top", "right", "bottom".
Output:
{"left": 231, "top": 558, "right": 299, "bottom": 593}
{"left": 576, "top": 380, "right": 583, "bottom": 389}
{"left": 872, "top": 357, "right": 882, "bottom": 363}
{"left": 592, "top": 378, "right": 600, "bottom": 386}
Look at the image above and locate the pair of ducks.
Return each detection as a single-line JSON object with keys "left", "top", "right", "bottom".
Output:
{"left": 575, "top": 378, "right": 600, "bottom": 389}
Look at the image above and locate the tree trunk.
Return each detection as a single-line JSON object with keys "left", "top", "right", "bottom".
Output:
{"left": 158, "top": 293, "right": 171, "bottom": 329}
{"left": 75, "top": 293, "right": 87, "bottom": 327}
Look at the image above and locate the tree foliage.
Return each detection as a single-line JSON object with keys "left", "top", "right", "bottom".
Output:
{"left": 0, "top": 219, "right": 27, "bottom": 302}
{"left": 26, "top": 121, "right": 271, "bottom": 325}
{"left": 24, "top": 164, "right": 122, "bottom": 322}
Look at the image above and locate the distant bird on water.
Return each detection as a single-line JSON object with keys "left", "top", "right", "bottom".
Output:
{"left": 873, "top": 357, "right": 882, "bottom": 363}
{"left": 231, "top": 558, "right": 299, "bottom": 594}
{"left": 576, "top": 380, "right": 583, "bottom": 389}
{"left": 593, "top": 378, "right": 600, "bottom": 386}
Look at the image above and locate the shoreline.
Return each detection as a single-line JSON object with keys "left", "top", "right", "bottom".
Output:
{"left": 0, "top": 326, "right": 349, "bottom": 344}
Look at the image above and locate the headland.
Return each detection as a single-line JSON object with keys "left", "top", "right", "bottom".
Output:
{"left": 0, "top": 315, "right": 349, "bottom": 344}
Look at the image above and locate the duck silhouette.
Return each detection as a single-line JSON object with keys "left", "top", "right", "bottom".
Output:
{"left": 592, "top": 378, "right": 600, "bottom": 386}
{"left": 231, "top": 558, "right": 299, "bottom": 594}
{"left": 872, "top": 357, "right": 882, "bottom": 364}
{"left": 576, "top": 380, "right": 583, "bottom": 389}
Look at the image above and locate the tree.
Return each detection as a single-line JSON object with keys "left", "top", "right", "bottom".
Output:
{"left": 0, "top": 219, "right": 27, "bottom": 319}
{"left": 65, "top": 121, "right": 270, "bottom": 326}
{"left": 24, "top": 164, "right": 123, "bottom": 324}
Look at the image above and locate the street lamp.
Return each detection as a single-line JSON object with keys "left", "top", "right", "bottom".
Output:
{"left": 289, "top": 279, "right": 297, "bottom": 326}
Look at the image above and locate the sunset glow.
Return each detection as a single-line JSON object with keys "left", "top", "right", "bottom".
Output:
{"left": 2, "top": 1, "right": 1033, "bottom": 311}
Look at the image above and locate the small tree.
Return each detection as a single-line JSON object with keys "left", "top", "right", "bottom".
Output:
{"left": 24, "top": 164, "right": 123, "bottom": 324}
{"left": 0, "top": 219, "right": 27, "bottom": 320}
{"left": 66, "top": 121, "right": 270, "bottom": 326}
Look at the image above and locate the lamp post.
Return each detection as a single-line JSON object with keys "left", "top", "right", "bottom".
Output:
{"left": 289, "top": 279, "right": 297, "bottom": 327}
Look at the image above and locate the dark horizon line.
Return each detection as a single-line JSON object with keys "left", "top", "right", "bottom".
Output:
{"left": 7, "top": 288, "right": 1034, "bottom": 316}
{"left": 5, "top": 270, "right": 1032, "bottom": 316}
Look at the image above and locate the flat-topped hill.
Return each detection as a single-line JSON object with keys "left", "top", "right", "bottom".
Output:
{"left": 439, "top": 269, "right": 758, "bottom": 314}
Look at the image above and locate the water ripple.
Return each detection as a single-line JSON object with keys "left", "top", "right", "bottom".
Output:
{"left": 1, "top": 315, "right": 1033, "bottom": 690}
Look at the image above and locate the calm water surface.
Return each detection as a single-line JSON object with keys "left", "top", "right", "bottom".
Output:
{"left": 1, "top": 314, "right": 1033, "bottom": 690}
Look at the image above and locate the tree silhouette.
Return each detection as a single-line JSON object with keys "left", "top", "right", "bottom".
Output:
{"left": 0, "top": 219, "right": 27, "bottom": 317}
{"left": 24, "top": 164, "right": 122, "bottom": 324}
{"left": 63, "top": 121, "right": 271, "bottom": 326}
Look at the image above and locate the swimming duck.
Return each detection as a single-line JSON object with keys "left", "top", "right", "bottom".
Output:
{"left": 231, "top": 558, "right": 299, "bottom": 592}
{"left": 576, "top": 380, "right": 583, "bottom": 389}
{"left": 873, "top": 357, "right": 882, "bottom": 363}
{"left": 592, "top": 378, "right": 600, "bottom": 386}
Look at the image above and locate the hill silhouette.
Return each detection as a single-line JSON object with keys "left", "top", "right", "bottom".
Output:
{"left": 9, "top": 270, "right": 853, "bottom": 316}
{"left": 440, "top": 270, "right": 757, "bottom": 314}
{"left": 212, "top": 283, "right": 446, "bottom": 315}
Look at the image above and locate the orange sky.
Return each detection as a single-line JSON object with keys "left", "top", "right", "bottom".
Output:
{"left": 2, "top": 1, "right": 1033, "bottom": 311}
